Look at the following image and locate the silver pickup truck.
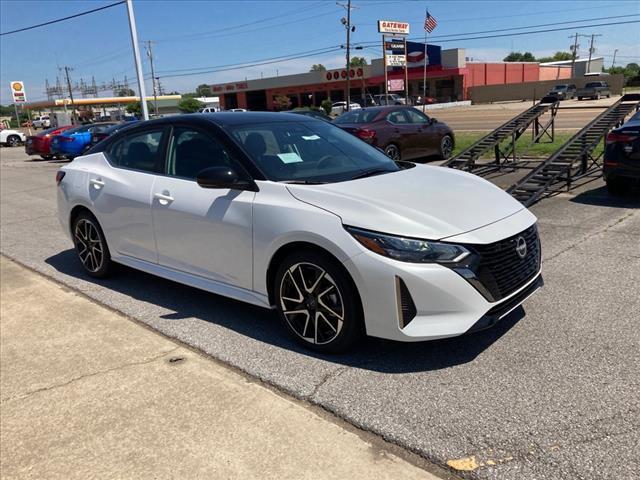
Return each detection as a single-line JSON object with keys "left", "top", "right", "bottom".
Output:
{"left": 576, "top": 81, "right": 611, "bottom": 100}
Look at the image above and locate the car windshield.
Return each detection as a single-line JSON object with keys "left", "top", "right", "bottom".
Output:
{"left": 229, "top": 121, "right": 401, "bottom": 183}
{"left": 552, "top": 85, "right": 568, "bottom": 91}
{"left": 333, "top": 110, "right": 380, "bottom": 124}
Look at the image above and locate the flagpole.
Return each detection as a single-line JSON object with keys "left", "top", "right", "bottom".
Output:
{"left": 422, "top": 7, "right": 428, "bottom": 111}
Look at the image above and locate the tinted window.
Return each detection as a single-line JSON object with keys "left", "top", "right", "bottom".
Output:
{"left": 229, "top": 121, "right": 400, "bottom": 183}
{"left": 107, "top": 129, "right": 164, "bottom": 173}
{"left": 167, "top": 128, "right": 233, "bottom": 180}
{"left": 333, "top": 109, "right": 380, "bottom": 124}
{"left": 404, "top": 109, "right": 430, "bottom": 124}
{"left": 387, "top": 110, "right": 409, "bottom": 124}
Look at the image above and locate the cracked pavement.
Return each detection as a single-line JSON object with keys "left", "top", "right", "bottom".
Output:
{"left": 1, "top": 147, "right": 639, "bottom": 479}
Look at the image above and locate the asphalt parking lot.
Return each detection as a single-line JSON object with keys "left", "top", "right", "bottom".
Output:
{"left": 1, "top": 145, "right": 639, "bottom": 480}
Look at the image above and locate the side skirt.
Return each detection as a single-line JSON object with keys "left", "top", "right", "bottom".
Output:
{"left": 113, "top": 254, "right": 271, "bottom": 309}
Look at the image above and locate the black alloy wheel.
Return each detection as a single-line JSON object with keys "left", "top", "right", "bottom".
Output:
{"left": 275, "top": 251, "right": 363, "bottom": 353}
{"left": 72, "top": 212, "right": 112, "bottom": 278}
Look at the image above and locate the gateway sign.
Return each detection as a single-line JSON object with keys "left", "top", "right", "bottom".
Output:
{"left": 377, "top": 20, "right": 410, "bottom": 35}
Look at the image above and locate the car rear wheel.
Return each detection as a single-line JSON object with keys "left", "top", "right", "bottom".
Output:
{"left": 6, "top": 135, "right": 21, "bottom": 147}
{"left": 439, "top": 135, "right": 454, "bottom": 159}
{"left": 274, "top": 251, "right": 363, "bottom": 353}
{"left": 72, "top": 212, "right": 112, "bottom": 278}
{"left": 40, "top": 154, "right": 53, "bottom": 160}
{"left": 384, "top": 143, "right": 401, "bottom": 161}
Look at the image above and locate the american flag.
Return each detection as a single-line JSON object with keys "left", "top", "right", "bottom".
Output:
{"left": 424, "top": 11, "right": 437, "bottom": 33}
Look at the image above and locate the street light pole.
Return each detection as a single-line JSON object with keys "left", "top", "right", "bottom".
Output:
{"left": 62, "top": 66, "right": 77, "bottom": 124}
{"left": 345, "top": 0, "right": 351, "bottom": 111}
{"left": 126, "top": 0, "right": 149, "bottom": 121}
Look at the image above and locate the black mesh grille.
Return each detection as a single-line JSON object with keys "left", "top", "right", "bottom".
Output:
{"left": 468, "top": 225, "right": 541, "bottom": 301}
{"left": 397, "top": 277, "right": 417, "bottom": 328}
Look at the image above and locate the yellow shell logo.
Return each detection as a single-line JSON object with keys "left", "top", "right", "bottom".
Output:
{"left": 12, "top": 82, "right": 23, "bottom": 92}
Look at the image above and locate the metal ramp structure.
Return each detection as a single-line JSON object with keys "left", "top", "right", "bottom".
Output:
{"left": 443, "top": 96, "right": 559, "bottom": 172}
{"left": 507, "top": 93, "right": 640, "bottom": 206}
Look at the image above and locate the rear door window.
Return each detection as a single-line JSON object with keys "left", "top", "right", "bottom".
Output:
{"left": 106, "top": 128, "right": 165, "bottom": 173}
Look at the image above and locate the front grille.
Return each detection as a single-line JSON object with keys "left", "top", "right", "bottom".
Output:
{"left": 468, "top": 225, "right": 541, "bottom": 301}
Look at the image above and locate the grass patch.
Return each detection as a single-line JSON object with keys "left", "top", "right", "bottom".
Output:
{"left": 452, "top": 131, "right": 604, "bottom": 159}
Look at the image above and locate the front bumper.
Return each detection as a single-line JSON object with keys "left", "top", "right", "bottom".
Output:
{"left": 343, "top": 212, "right": 542, "bottom": 342}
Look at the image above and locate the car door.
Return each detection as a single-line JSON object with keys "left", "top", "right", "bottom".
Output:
{"left": 404, "top": 108, "right": 439, "bottom": 158}
{"left": 386, "top": 110, "right": 419, "bottom": 159}
{"left": 151, "top": 125, "right": 254, "bottom": 290}
{"left": 90, "top": 126, "right": 168, "bottom": 263}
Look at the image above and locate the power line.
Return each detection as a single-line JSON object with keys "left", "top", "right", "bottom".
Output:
{"left": 408, "top": 14, "right": 638, "bottom": 41}
{"left": 0, "top": 1, "right": 125, "bottom": 36}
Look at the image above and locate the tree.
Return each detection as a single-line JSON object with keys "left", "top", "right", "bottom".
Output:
{"left": 503, "top": 51, "right": 536, "bottom": 62}
{"left": 117, "top": 87, "right": 135, "bottom": 97}
{"left": 125, "top": 101, "right": 149, "bottom": 116}
{"left": 178, "top": 97, "right": 204, "bottom": 113}
{"left": 537, "top": 51, "right": 574, "bottom": 63}
{"left": 349, "top": 57, "right": 367, "bottom": 67}
{"left": 320, "top": 99, "right": 332, "bottom": 116}
{"left": 310, "top": 64, "right": 326, "bottom": 72}
{"left": 273, "top": 95, "right": 291, "bottom": 111}
{"left": 606, "top": 62, "right": 640, "bottom": 86}
{"left": 195, "top": 84, "right": 212, "bottom": 97}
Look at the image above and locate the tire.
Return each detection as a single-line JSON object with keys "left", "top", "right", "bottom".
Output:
{"left": 71, "top": 211, "right": 112, "bottom": 278}
{"left": 6, "top": 135, "right": 21, "bottom": 147}
{"left": 606, "top": 178, "right": 625, "bottom": 196}
{"left": 274, "top": 250, "right": 363, "bottom": 353}
{"left": 577, "top": 97, "right": 582, "bottom": 101}
{"left": 40, "top": 154, "right": 53, "bottom": 160}
{"left": 439, "top": 135, "right": 454, "bottom": 159}
{"left": 384, "top": 143, "right": 401, "bottom": 161}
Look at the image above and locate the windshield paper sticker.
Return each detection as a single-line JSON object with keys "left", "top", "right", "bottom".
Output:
{"left": 277, "top": 152, "right": 304, "bottom": 164}
{"left": 301, "top": 135, "right": 321, "bottom": 140}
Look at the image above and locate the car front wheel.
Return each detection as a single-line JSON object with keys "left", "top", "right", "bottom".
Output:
{"left": 439, "top": 135, "right": 454, "bottom": 159}
{"left": 72, "top": 212, "right": 112, "bottom": 278}
{"left": 274, "top": 251, "right": 363, "bottom": 353}
{"left": 6, "top": 135, "right": 21, "bottom": 147}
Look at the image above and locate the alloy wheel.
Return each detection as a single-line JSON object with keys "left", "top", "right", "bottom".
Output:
{"left": 7, "top": 136, "right": 20, "bottom": 147}
{"left": 74, "top": 218, "right": 104, "bottom": 273}
{"left": 384, "top": 144, "right": 401, "bottom": 161}
{"left": 279, "top": 262, "right": 345, "bottom": 345}
{"left": 441, "top": 136, "right": 453, "bottom": 158}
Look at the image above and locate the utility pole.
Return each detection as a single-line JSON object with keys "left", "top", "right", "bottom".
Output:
{"left": 611, "top": 49, "right": 619, "bottom": 68}
{"left": 586, "top": 33, "right": 602, "bottom": 74}
{"left": 145, "top": 40, "right": 159, "bottom": 116}
{"left": 569, "top": 33, "right": 579, "bottom": 78}
{"left": 126, "top": 0, "right": 149, "bottom": 121}
{"left": 61, "top": 66, "right": 77, "bottom": 124}
{"left": 338, "top": 0, "right": 356, "bottom": 111}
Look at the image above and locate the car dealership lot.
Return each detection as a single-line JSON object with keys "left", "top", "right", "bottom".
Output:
{"left": 1, "top": 147, "right": 639, "bottom": 479}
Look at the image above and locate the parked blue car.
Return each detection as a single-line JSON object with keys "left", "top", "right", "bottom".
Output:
{"left": 50, "top": 122, "right": 117, "bottom": 159}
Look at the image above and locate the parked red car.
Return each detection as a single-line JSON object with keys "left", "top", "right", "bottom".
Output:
{"left": 25, "top": 125, "right": 73, "bottom": 159}
{"left": 334, "top": 106, "right": 454, "bottom": 161}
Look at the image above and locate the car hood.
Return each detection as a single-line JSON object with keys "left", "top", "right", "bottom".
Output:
{"left": 285, "top": 165, "right": 526, "bottom": 240}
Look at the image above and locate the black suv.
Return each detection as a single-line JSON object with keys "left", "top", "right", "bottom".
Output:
{"left": 604, "top": 111, "right": 640, "bottom": 195}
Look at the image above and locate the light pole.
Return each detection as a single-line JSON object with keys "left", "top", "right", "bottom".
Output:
{"left": 126, "top": 0, "right": 149, "bottom": 121}
{"left": 338, "top": 0, "right": 355, "bottom": 111}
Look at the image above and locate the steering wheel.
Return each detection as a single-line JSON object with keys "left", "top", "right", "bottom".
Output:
{"left": 316, "top": 155, "right": 343, "bottom": 170}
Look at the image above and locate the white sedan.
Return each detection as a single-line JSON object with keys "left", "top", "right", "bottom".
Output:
{"left": 56, "top": 112, "right": 542, "bottom": 352}
{"left": 0, "top": 129, "right": 26, "bottom": 147}
{"left": 330, "top": 101, "right": 361, "bottom": 116}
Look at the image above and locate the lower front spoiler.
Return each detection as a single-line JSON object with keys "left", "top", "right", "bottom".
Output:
{"left": 467, "top": 274, "right": 544, "bottom": 333}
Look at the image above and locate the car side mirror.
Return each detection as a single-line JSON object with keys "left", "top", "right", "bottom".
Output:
{"left": 196, "top": 166, "right": 258, "bottom": 191}
{"left": 429, "top": 117, "right": 437, "bottom": 125}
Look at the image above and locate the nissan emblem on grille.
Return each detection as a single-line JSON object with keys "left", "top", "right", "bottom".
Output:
{"left": 516, "top": 236, "right": 527, "bottom": 259}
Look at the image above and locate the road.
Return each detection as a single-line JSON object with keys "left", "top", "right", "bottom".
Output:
{"left": 1, "top": 146, "right": 639, "bottom": 480}
{"left": 429, "top": 97, "right": 619, "bottom": 131}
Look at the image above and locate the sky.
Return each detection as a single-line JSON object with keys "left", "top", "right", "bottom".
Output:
{"left": 1, "top": 0, "right": 639, "bottom": 104}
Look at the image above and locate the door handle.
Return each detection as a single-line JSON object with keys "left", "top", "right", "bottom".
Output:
{"left": 154, "top": 192, "right": 174, "bottom": 205}
{"left": 90, "top": 178, "right": 105, "bottom": 189}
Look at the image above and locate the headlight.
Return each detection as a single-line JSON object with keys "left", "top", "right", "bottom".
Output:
{"left": 346, "top": 226, "right": 470, "bottom": 264}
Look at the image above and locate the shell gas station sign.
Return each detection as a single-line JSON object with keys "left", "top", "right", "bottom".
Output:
{"left": 10, "top": 81, "right": 27, "bottom": 103}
